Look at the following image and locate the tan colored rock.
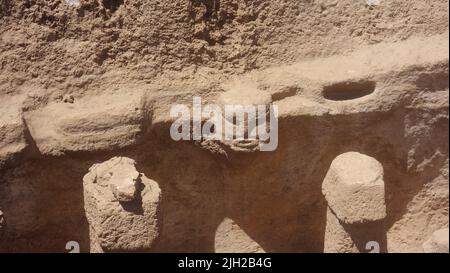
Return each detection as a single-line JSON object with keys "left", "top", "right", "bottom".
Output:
{"left": 215, "top": 218, "right": 265, "bottom": 253}
{"left": 83, "top": 157, "right": 162, "bottom": 252}
{"left": 217, "top": 82, "right": 272, "bottom": 108}
{"left": 218, "top": 83, "right": 271, "bottom": 128}
{"left": 0, "top": 97, "right": 27, "bottom": 169}
{"left": 86, "top": 157, "right": 140, "bottom": 203}
{"left": 64, "top": 0, "right": 80, "bottom": 7}
{"left": 422, "top": 229, "right": 449, "bottom": 253}
{"left": 0, "top": 0, "right": 448, "bottom": 253}
{"left": 323, "top": 152, "right": 387, "bottom": 253}
{"left": 216, "top": 82, "right": 273, "bottom": 152}
{"left": 24, "top": 93, "right": 152, "bottom": 156}
{"left": 323, "top": 208, "right": 359, "bottom": 253}
{"left": 322, "top": 152, "right": 386, "bottom": 224}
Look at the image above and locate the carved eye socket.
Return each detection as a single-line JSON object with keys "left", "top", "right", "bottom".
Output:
{"left": 323, "top": 80, "right": 376, "bottom": 101}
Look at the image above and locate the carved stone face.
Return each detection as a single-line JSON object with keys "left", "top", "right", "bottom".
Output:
{"left": 216, "top": 83, "right": 273, "bottom": 153}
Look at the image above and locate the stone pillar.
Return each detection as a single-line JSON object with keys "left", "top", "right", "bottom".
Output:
{"left": 83, "top": 157, "right": 162, "bottom": 253}
{"left": 322, "top": 152, "right": 387, "bottom": 253}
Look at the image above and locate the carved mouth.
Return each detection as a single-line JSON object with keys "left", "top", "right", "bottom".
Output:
{"left": 231, "top": 139, "right": 260, "bottom": 151}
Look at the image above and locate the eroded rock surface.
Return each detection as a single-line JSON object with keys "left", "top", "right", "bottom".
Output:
{"left": 323, "top": 152, "right": 387, "bottom": 253}
{"left": 0, "top": 96, "right": 28, "bottom": 169}
{"left": 422, "top": 229, "right": 449, "bottom": 253}
{"left": 322, "top": 152, "right": 386, "bottom": 224}
{"left": 215, "top": 82, "right": 273, "bottom": 153}
{"left": 83, "top": 157, "right": 162, "bottom": 252}
{"left": 0, "top": 0, "right": 448, "bottom": 253}
{"left": 24, "top": 94, "right": 152, "bottom": 156}
{"left": 215, "top": 218, "right": 265, "bottom": 253}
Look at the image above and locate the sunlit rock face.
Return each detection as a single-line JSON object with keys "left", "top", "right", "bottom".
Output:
{"left": 422, "top": 229, "right": 449, "bottom": 253}
{"left": 83, "top": 157, "right": 162, "bottom": 253}
{"left": 322, "top": 152, "right": 387, "bottom": 253}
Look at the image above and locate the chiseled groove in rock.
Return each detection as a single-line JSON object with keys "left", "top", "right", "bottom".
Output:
{"left": 22, "top": 93, "right": 154, "bottom": 156}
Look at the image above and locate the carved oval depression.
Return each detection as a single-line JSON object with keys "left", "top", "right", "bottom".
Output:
{"left": 323, "top": 81, "right": 376, "bottom": 101}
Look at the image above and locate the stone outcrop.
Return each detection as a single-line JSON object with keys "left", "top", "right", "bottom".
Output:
{"left": 0, "top": 96, "right": 28, "bottom": 169}
{"left": 83, "top": 157, "right": 162, "bottom": 253}
{"left": 24, "top": 94, "right": 152, "bottom": 156}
